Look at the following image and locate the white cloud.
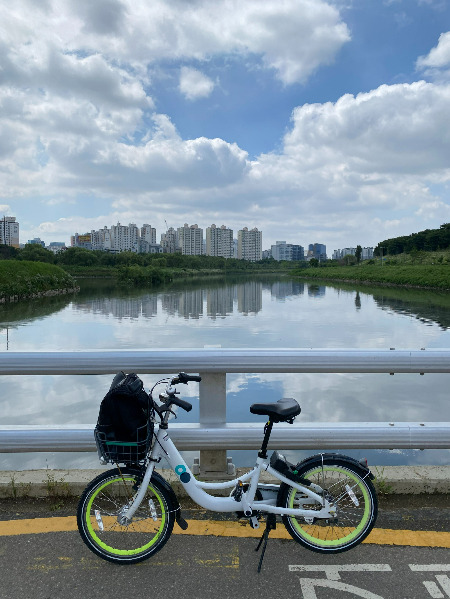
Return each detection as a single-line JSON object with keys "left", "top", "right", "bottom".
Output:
{"left": 0, "top": 0, "right": 350, "bottom": 86}
{"left": 281, "top": 81, "right": 450, "bottom": 178}
{"left": 416, "top": 31, "right": 450, "bottom": 69}
{"left": 0, "top": 0, "right": 349, "bottom": 204}
{"left": 2, "top": 1, "right": 450, "bottom": 251}
{"left": 179, "top": 67, "right": 215, "bottom": 100}
{"left": 21, "top": 76, "right": 450, "bottom": 248}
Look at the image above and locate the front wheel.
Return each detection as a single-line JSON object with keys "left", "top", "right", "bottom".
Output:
{"left": 279, "top": 457, "right": 378, "bottom": 553}
{"left": 77, "top": 467, "right": 175, "bottom": 564}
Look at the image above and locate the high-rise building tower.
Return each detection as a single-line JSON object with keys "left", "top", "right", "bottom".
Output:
{"left": 206, "top": 224, "right": 234, "bottom": 258}
{"left": 141, "top": 224, "right": 156, "bottom": 245}
{"left": 161, "top": 227, "right": 178, "bottom": 253}
{"left": 110, "top": 223, "right": 139, "bottom": 253}
{"left": 177, "top": 223, "right": 204, "bottom": 255}
{"left": 0, "top": 217, "right": 19, "bottom": 248}
{"left": 237, "top": 227, "right": 262, "bottom": 261}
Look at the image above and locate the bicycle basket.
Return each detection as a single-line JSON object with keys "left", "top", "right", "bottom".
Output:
{"left": 95, "top": 422, "right": 153, "bottom": 465}
{"left": 95, "top": 372, "right": 155, "bottom": 465}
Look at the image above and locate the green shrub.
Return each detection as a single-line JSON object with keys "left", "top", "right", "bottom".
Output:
{"left": 0, "top": 261, "right": 77, "bottom": 301}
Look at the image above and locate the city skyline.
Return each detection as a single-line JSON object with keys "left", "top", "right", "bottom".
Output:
{"left": 1, "top": 2, "right": 450, "bottom": 250}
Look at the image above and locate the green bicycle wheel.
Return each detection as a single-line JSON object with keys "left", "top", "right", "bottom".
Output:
{"left": 77, "top": 468, "right": 175, "bottom": 564}
{"left": 279, "top": 457, "right": 378, "bottom": 553}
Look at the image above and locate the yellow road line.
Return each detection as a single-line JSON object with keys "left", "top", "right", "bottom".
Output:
{"left": 0, "top": 517, "right": 449, "bottom": 548}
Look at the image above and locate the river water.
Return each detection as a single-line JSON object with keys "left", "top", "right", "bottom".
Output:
{"left": 1, "top": 275, "right": 449, "bottom": 471}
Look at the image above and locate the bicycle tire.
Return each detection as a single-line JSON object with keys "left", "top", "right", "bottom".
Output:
{"left": 77, "top": 467, "right": 175, "bottom": 564}
{"left": 279, "top": 456, "right": 378, "bottom": 553}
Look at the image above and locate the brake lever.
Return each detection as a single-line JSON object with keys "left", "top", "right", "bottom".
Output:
{"left": 154, "top": 402, "right": 177, "bottom": 420}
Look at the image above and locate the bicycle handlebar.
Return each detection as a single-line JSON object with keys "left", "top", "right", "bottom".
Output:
{"left": 170, "top": 396, "right": 193, "bottom": 412}
{"left": 154, "top": 373, "right": 201, "bottom": 414}
{"left": 175, "top": 372, "right": 202, "bottom": 384}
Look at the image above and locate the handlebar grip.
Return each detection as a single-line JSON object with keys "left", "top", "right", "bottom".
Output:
{"left": 172, "top": 397, "right": 193, "bottom": 412}
{"left": 177, "top": 372, "right": 202, "bottom": 383}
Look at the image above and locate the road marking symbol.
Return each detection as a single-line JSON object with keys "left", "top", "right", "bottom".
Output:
{"left": 409, "top": 566, "right": 450, "bottom": 599}
{"left": 289, "top": 564, "right": 392, "bottom": 580}
{"left": 298, "top": 578, "right": 385, "bottom": 599}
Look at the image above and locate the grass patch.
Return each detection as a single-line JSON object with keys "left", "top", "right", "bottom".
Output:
{"left": 293, "top": 264, "right": 450, "bottom": 290}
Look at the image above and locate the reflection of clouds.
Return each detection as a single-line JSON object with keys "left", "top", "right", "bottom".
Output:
{"left": 0, "top": 375, "right": 110, "bottom": 425}
{"left": 2, "top": 278, "right": 450, "bottom": 471}
{"left": 228, "top": 371, "right": 450, "bottom": 424}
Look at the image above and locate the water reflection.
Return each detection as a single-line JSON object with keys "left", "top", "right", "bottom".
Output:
{"left": 69, "top": 278, "right": 317, "bottom": 320}
{"left": 295, "top": 278, "right": 450, "bottom": 330}
{"left": 0, "top": 293, "right": 71, "bottom": 327}
{"left": 71, "top": 279, "right": 300, "bottom": 320}
{"left": 1, "top": 275, "right": 449, "bottom": 470}
{"left": 373, "top": 290, "right": 450, "bottom": 330}
{"left": 307, "top": 284, "right": 326, "bottom": 297}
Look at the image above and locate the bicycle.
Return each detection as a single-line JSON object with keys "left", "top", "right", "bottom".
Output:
{"left": 77, "top": 372, "right": 378, "bottom": 572}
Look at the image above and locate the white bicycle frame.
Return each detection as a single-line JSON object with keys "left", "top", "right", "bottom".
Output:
{"left": 123, "top": 424, "right": 335, "bottom": 523}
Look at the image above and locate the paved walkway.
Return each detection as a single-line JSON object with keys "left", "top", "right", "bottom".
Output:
{"left": 0, "top": 484, "right": 449, "bottom": 599}
{"left": 0, "top": 518, "right": 449, "bottom": 599}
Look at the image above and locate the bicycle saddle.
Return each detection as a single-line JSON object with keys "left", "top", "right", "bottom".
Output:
{"left": 250, "top": 398, "right": 301, "bottom": 422}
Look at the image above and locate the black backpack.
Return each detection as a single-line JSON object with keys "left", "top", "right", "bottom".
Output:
{"left": 95, "top": 372, "right": 154, "bottom": 464}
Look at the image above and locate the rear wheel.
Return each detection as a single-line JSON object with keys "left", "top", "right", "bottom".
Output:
{"left": 279, "top": 457, "right": 378, "bottom": 553}
{"left": 77, "top": 468, "right": 175, "bottom": 564}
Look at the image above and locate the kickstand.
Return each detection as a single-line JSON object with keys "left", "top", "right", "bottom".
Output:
{"left": 255, "top": 514, "right": 277, "bottom": 573}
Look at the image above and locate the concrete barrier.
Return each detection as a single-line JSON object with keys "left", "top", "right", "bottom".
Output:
{"left": 1, "top": 465, "right": 449, "bottom": 499}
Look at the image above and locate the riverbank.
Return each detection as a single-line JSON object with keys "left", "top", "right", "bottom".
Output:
{"left": 292, "top": 264, "right": 450, "bottom": 291}
{"left": 0, "top": 261, "right": 78, "bottom": 303}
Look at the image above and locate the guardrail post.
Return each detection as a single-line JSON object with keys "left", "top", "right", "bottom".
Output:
{"left": 196, "top": 372, "right": 235, "bottom": 478}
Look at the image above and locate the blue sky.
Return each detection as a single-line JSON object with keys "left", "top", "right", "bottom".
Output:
{"left": 1, "top": 0, "right": 450, "bottom": 253}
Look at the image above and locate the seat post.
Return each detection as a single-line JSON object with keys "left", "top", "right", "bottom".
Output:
{"left": 258, "top": 420, "right": 274, "bottom": 459}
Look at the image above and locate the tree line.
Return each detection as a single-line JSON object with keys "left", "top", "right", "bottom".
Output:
{"left": 374, "top": 223, "right": 450, "bottom": 256}
{"left": 0, "top": 244, "right": 290, "bottom": 272}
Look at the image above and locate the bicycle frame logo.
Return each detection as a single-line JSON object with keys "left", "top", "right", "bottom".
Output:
{"left": 175, "top": 464, "right": 191, "bottom": 483}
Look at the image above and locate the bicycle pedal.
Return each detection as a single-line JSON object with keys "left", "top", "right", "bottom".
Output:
{"left": 249, "top": 516, "right": 260, "bottom": 529}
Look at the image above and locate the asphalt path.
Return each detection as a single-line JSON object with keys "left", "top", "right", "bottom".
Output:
{"left": 0, "top": 495, "right": 449, "bottom": 599}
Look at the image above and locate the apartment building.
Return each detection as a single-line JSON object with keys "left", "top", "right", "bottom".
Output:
{"left": 161, "top": 227, "right": 178, "bottom": 254}
{"left": 0, "top": 217, "right": 19, "bottom": 248}
{"left": 178, "top": 223, "right": 203, "bottom": 255}
{"left": 237, "top": 227, "right": 262, "bottom": 262}
{"left": 141, "top": 224, "right": 156, "bottom": 245}
{"left": 271, "top": 240, "right": 304, "bottom": 261}
{"left": 108, "top": 223, "right": 140, "bottom": 253}
{"left": 206, "top": 224, "right": 234, "bottom": 258}
{"left": 70, "top": 221, "right": 265, "bottom": 261}
{"left": 91, "top": 227, "right": 111, "bottom": 251}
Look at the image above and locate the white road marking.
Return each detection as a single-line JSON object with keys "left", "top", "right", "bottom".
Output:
{"left": 289, "top": 564, "right": 392, "bottom": 580}
{"left": 298, "top": 578, "right": 386, "bottom": 599}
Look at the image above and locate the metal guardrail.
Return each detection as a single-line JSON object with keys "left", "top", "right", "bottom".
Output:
{"left": 0, "top": 422, "right": 448, "bottom": 452}
{"left": 1, "top": 348, "right": 450, "bottom": 374}
{"left": 1, "top": 349, "right": 449, "bottom": 474}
